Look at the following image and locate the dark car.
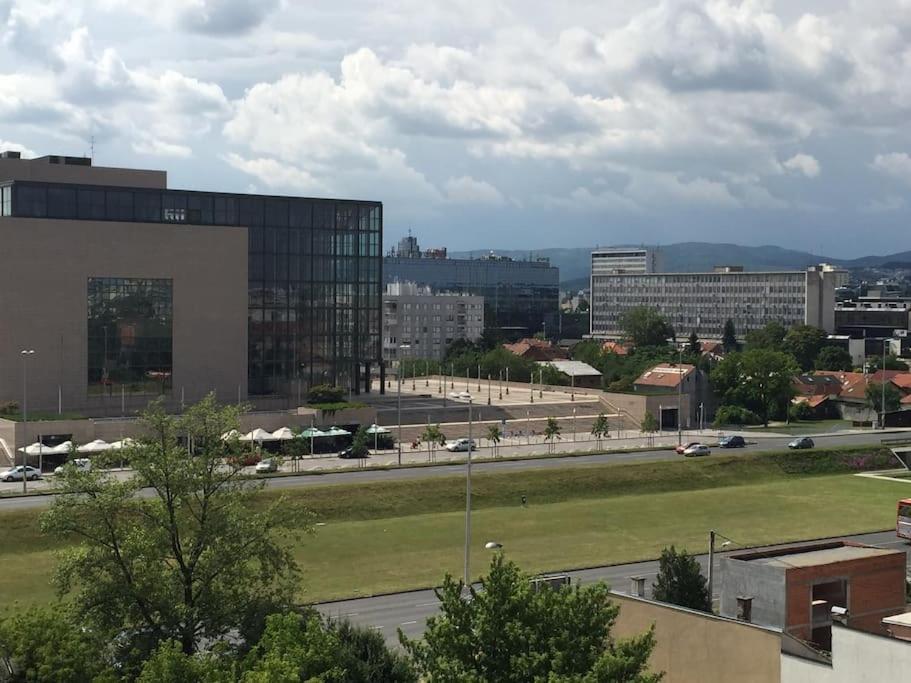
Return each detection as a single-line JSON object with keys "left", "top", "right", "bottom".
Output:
{"left": 788, "top": 437, "right": 815, "bottom": 450}
{"left": 338, "top": 447, "right": 368, "bottom": 459}
{"left": 719, "top": 435, "right": 746, "bottom": 449}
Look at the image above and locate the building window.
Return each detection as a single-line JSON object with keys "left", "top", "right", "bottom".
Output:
{"left": 87, "top": 277, "right": 173, "bottom": 396}
{"left": 0, "top": 185, "right": 10, "bottom": 216}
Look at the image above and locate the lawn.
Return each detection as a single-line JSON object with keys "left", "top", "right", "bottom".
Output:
{"left": 743, "top": 420, "right": 855, "bottom": 435}
{"left": 0, "top": 448, "right": 908, "bottom": 606}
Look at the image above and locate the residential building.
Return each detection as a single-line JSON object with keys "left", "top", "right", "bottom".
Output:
{"left": 720, "top": 541, "right": 907, "bottom": 651}
{"left": 590, "top": 264, "right": 848, "bottom": 340}
{"left": 382, "top": 282, "right": 483, "bottom": 362}
{"left": 384, "top": 237, "right": 559, "bottom": 337}
{"left": 0, "top": 151, "right": 383, "bottom": 415}
{"left": 503, "top": 338, "right": 568, "bottom": 362}
{"left": 536, "top": 359, "right": 602, "bottom": 389}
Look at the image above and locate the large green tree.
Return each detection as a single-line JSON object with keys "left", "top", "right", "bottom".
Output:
{"left": 401, "top": 555, "right": 661, "bottom": 682}
{"left": 41, "top": 395, "right": 308, "bottom": 659}
{"left": 652, "top": 546, "right": 711, "bottom": 612}
{"left": 710, "top": 350, "right": 799, "bottom": 425}
{"left": 619, "top": 307, "right": 675, "bottom": 348}
{"left": 743, "top": 321, "right": 787, "bottom": 352}
{"left": 781, "top": 325, "right": 828, "bottom": 370}
{"left": 867, "top": 354, "right": 911, "bottom": 372}
{"left": 866, "top": 382, "right": 903, "bottom": 422}
{"left": 722, "top": 319, "right": 738, "bottom": 352}
{"left": 814, "top": 346, "right": 854, "bottom": 372}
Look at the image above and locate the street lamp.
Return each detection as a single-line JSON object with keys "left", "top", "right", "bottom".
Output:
{"left": 20, "top": 349, "right": 35, "bottom": 494}
{"left": 463, "top": 395, "right": 474, "bottom": 589}
{"left": 485, "top": 541, "right": 503, "bottom": 550}
{"left": 708, "top": 529, "right": 736, "bottom": 609}
{"left": 397, "top": 344, "right": 411, "bottom": 466}
{"left": 882, "top": 339, "right": 888, "bottom": 430}
{"left": 677, "top": 348, "right": 683, "bottom": 447}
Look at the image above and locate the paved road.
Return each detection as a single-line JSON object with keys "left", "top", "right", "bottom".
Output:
{"left": 0, "top": 431, "right": 899, "bottom": 511}
{"left": 317, "top": 530, "right": 910, "bottom": 644}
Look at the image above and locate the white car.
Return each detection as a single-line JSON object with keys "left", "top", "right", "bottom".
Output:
{"left": 682, "top": 443, "right": 711, "bottom": 457}
{"left": 445, "top": 438, "right": 476, "bottom": 452}
{"left": 1, "top": 465, "right": 42, "bottom": 482}
{"left": 449, "top": 391, "right": 473, "bottom": 401}
{"left": 255, "top": 458, "right": 279, "bottom": 473}
{"left": 53, "top": 458, "right": 92, "bottom": 476}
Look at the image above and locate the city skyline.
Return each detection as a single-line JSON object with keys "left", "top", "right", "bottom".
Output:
{"left": 1, "top": 1, "right": 910, "bottom": 256}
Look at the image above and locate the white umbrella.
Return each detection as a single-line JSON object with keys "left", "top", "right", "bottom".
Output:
{"left": 271, "top": 427, "right": 295, "bottom": 441}
{"left": 77, "top": 439, "right": 111, "bottom": 453}
{"left": 365, "top": 424, "right": 391, "bottom": 434}
{"left": 221, "top": 429, "right": 242, "bottom": 441}
{"left": 109, "top": 438, "right": 136, "bottom": 450}
{"left": 48, "top": 441, "right": 73, "bottom": 455}
{"left": 240, "top": 428, "right": 277, "bottom": 443}
{"left": 18, "top": 442, "right": 48, "bottom": 455}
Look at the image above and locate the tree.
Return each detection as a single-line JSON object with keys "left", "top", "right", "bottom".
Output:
{"left": 722, "top": 319, "right": 738, "bottom": 352}
{"left": 743, "top": 321, "right": 786, "bottom": 352}
{"left": 867, "top": 354, "right": 911, "bottom": 372}
{"left": 400, "top": 555, "right": 661, "bottom": 682}
{"left": 814, "top": 346, "right": 854, "bottom": 372}
{"left": 241, "top": 612, "right": 346, "bottom": 682}
{"left": 421, "top": 424, "right": 446, "bottom": 463}
{"left": 619, "top": 307, "right": 674, "bottom": 348}
{"left": 486, "top": 424, "right": 502, "bottom": 457}
{"left": 640, "top": 411, "right": 659, "bottom": 434}
{"left": 686, "top": 330, "right": 701, "bottom": 355}
{"left": 306, "top": 384, "right": 346, "bottom": 404}
{"left": 577, "top": 297, "right": 590, "bottom": 312}
{"left": 710, "top": 349, "right": 800, "bottom": 425}
{"left": 330, "top": 619, "right": 418, "bottom": 683}
{"left": 652, "top": 546, "right": 711, "bottom": 612}
{"left": 137, "top": 640, "right": 232, "bottom": 683}
{"left": 350, "top": 425, "right": 370, "bottom": 458}
{"left": 781, "top": 324, "right": 827, "bottom": 371}
{"left": 591, "top": 412, "right": 610, "bottom": 449}
{"left": 41, "top": 395, "right": 308, "bottom": 659}
{"left": 866, "top": 382, "right": 903, "bottom": 424}
{"left": 543, "top": 416, "right": 562, "bottom": 453}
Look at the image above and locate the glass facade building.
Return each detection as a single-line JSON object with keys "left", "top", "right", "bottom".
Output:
{"left": 3, "top": 180, "right": 383, "bottom": 397}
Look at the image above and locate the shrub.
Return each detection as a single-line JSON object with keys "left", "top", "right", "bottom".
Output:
{"left": 0, "top": 400, "right": 19, "bottom": 415}
{"left": 713, "top": 405, "right": 762, "bottom": 426}
{"left": 307, "top": 384, "right": 346, "bottom": 404}
{"left": 788, "top": 401, "right": 814, "bottom": 422}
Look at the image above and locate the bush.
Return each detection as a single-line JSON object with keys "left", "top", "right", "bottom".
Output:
{"left": 769, "top": 447, "right": 894, "bottom": 475}
{"left": 307, "top": 384, "right": 346, "bottom": 404}
{"left": 788, "top": 401, "right": 814, "bottom": 422}
{"left": 713, "top": 405, "right": 762, "bottom": 426}
{"left": 0, "top": 400, "right": 18, "bottom": 415}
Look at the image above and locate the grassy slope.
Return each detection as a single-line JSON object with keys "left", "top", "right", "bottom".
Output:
{"left": 0, "top": 447, "right": 907, "bottom": 605}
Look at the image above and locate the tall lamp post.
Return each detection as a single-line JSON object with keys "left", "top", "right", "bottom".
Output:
{"left": 20, "top": 349, "right": 35, "bottom": 494}
{"left": 463, "top": 395, "right": 474, "bottom": 589}
{"left": 882, "top": 339, "right": 888, "bottom": 429}
{"left": 677, "top": 348, "right": 683, "bottom": 447}
{"left": 708, "top": 529, "right": 734, "bottom": 610}
{"left": 397, "top": 344, "right": 410, "bottom": 466}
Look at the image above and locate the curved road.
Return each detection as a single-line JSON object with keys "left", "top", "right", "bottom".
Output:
{"left": 0, "top": 432, "right": 897, "bottom": 511}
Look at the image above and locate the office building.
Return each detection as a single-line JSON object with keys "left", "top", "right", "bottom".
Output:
{"left": 384, "top": 238, "right": 559, "bottom": 337}
{"left": 590, "top": 247, "right": 658, "bottom": 276}
{"left": 835, "top": 297, "right": 911, "bottom": 338}
{"left": 590, "top": 264, "right": 847, "bottom": 340}
{"left": 382, "top": 282, "right": 483, "bottom": 362}
{"left": 0, "top": 152, "right": 382, "bottom": 413}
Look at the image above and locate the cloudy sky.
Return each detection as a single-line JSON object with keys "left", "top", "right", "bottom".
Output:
{"left": 1, "top": 0, "right": 909, "bottom": 256}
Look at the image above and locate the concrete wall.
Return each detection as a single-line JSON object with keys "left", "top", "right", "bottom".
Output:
{"left": 721, "top": 557, "right": 788, "bottom": 630}
{"left": 781, "top": 625, "right": 911, "bottom": 683}
{"left": 0, "top": 217, "right": 247, "bottom": 417}
{"left": 602, "top": 392, "right": 692, "bottom": 429}
{"left": 0, "top": 157, "right": 166, "bottom": 188}
{"left": 611, "top": 592, "right": 783, "bottom": 683}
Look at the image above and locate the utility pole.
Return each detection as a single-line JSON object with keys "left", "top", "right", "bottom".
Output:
{"left": 397, "top": 371, "right": 402, "bottom": 466}
{"left": 20, "top": 349, "right": 35, "bottom": 494}
{"left": 464, "top": 396, "right": 474, "bottom": 590}
{"left": 708, "top": 529, "right": 716, "bottom": 609}
{"left": 677, "top": 348, "right": 683, "bottom": 446}
{"left": 882, "top": 339, "right": 888, "bottom": 429}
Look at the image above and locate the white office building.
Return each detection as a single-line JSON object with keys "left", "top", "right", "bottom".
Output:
{"left": 591, "top": 264, "right": 848, "bottom": 340}
{"left": 591, "top": 247, "right": 659, "bottom": 277}
{"left": 382, "top": 282, "right": 484, "bottom": 362}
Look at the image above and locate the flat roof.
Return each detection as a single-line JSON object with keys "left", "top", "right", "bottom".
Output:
{"left": 882, "top": 612, "right": 911, "bottom": 627}
{"left": 733, "top": 542, "right": 901, "bottom": 568}
{"left": 538, "top": 359, "right": 602, "bottom": 377}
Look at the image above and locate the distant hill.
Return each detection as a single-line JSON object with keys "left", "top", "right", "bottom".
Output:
{"left": 450, "top": 243, "right": 911, "bottom": 287}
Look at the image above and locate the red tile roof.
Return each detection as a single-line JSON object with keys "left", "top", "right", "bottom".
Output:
{"left": 502, "top": 338, "right": 568, "bottom": 361}
{"left": 601, "top": 340, "right": 631, "bottom": 356}
{"left": 634, "top": 363, "right": 696, "bottom": 389}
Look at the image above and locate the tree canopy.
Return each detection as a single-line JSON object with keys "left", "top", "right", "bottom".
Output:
{"left": 652, "top": 546, "right": 711, "bottom": 612}
{"left": 400, "top": 554, "right": 661, "bottom": 682}
{"left": 722, "top": 319, "right": 738, "bottom": 352}
{"left": 710, "top": 349, "right": 799, "bottom": 425}
{"left": 814, "top": 346, "right": 854, "bottom": 372}
{"left": 619, "top": 307, "right": 675, "bottom": 348}
{"left": 781, "top": 325, "right": 828, "bottom": 371}
{"left": 866, "top": 381, "right": 903, "bottom": 418}
{"left": 743, "top": 321, "right": 787, "bottom": 352}
{"left": 686, "top": 331, "right": 701, "bottom": 355}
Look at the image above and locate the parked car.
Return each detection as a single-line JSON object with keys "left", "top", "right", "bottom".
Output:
{"left": 788, "top": 437, "right": 815, "bottom": 450}
{"left": 719, "top": 435, "right": 746, "bottom": 449}
{"left": 0, "top": 465, "right": 42, "bottom": 482}
{"left": 675, "top": 441, "right": 700, "bottom": 455}
{"left": 53, "top": 458, "right": 92, "bottom": 476}
{"left": 682, "top": 444, "right": 711, "bottom": 457}
{"left": 445, "top": 438, "right": 476, "bottom": 452}
{"left": 254, "top": 458, "right": 278, "bottom": 473}
{"left": 338, "top": 447, "right": 368, "bottom": 459}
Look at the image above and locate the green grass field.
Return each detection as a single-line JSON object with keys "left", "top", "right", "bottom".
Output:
{"left": 0, "top": 447, "right": 908, "bottom": 606}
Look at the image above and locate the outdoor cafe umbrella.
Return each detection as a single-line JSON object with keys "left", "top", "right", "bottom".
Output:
{"left": 77, "top": 439, "right": 112, "bottom": 454}
{"left": 109, "top": 438, "right": 136, "bottom": 450}
{"left": 322, "top": 426, "right": 351, "bottom": 437}
{"left": 240, "top": 428, "right": 276, "bottom": 443}
{"left": 271, "top": 427, "right": 295, "bottom": 441}
{"left": 221, "top": 429, "right": 242, "bottom": 441}
{"left": 365, "top": 423, "right": 391, "bottom": 451}
{"left": 299, "top": 427, "right": 326, "bottom": 455}
{"left": 18, "top": 442, "right": 48, "bottom": 455}
{"left": 47, "top": 441, "right": 73, "bottom": 455}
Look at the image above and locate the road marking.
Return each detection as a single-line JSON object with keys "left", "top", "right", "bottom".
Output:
{"left": 415, "top": 601, "right": 439, "bottom": 607}
{"left": 370, "top": 625, "right": 384, "bottom": 630}
{"left": 400, "top": 620, "right": 417, "bottom": 626}
{"left": 342, "top": 612, "right": 358, "bottom": 617}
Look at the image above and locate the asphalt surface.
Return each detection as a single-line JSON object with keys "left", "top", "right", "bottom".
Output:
{"left": 317, "top": 530, "right": 910, "bottom": 644}
{"left": 0, "top": 431, "right": 899, "bottom": 511}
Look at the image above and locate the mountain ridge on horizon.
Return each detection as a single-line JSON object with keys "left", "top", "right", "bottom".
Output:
{"left": 448, "top": 242, "right": 911, "bottom": 288}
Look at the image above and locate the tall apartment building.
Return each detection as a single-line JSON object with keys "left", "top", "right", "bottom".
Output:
{"left": 0, "top": 151, "right": 383, "bottom": 413}
{"left": 382, "top": 282, "right": 483, "bottom": 362}
{"left": 590, "top": 264, "right": 848, "bottom": 340}
{"left": 590, "top": 247, "right": 659, "bottom": 276}
{"left": 384, "top": 238, "right": 559, "bottom": 338}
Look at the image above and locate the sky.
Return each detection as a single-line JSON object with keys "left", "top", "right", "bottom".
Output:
{"left": 1, "top": 0, "right": 910, "bottom": 257}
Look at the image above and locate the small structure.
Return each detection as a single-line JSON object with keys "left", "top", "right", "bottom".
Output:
{"left": 720, "top": 541, "right": 907, "bottom": 651}
{"left": 601, "top": 340, "right": 631, "bottom": 356}
{"left": 502, "top": 338, "right": 568, "bottom": 361}
{"left": 537, "top": 360, "right": 602, "bottom": 389}
{"left": 633, "top": 364, "right": 696, "bottom": 393}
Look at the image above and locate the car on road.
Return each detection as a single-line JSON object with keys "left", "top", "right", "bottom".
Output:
{"left": 338, "top": 447, "right": 368, "bottom": 459}
{"left": 1, "top": 465, "right": 42, "bottom": 482}
{"left": 449, "top": 391, "right": 473, "bottom": 401}
{"left": 53, "top": 458, "right": 92, "bottom": 476}
{"left": 675, "top": 441, "right": 700, "bottom": 455}
{"left": 682, "top": 444, "right": 711, "bottom": 457}
{"left": 719, "top": 435, "right": 746, "bottom": 449}
{"left": 445, "top": 438, "right": 476, "bottom": 452}
{"left": 788, "top": 437, "right": 815, "bottom": 450}
{"left": 254, "top": 458, "right": 279, "bottom": 473}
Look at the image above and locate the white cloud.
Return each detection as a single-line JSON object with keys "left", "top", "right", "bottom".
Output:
{"left": 782, "top": 153, "right": 821, "bottom": 178}
{"left": 0, "top": 138, "right": 34, "bottom": 156}
{"left": 871, "top": 152, "right": 911, "bottom": 186}
{"left": 863, "top": 195, "right": 907, "bottom": 213}
{"left": 99, "top": 0, "right": 280, "bottom": 34}
{"left": 444, "top": 176, "right": 505, "bottom": 205}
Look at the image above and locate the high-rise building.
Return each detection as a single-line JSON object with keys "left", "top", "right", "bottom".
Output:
{"left": 382, "top": 282, "right": 483, "bottom": 362}
{"left": 590, "top": 264, "right": 847, "bottom": 340}
{"left": 0, "top": 152, "right": 383, "bottom": 413}
{"left": 590, "top": 247, "right": 658, "bottom": 276}
{"left": 384, "top": 239, "right": 558, "bottom": 338}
